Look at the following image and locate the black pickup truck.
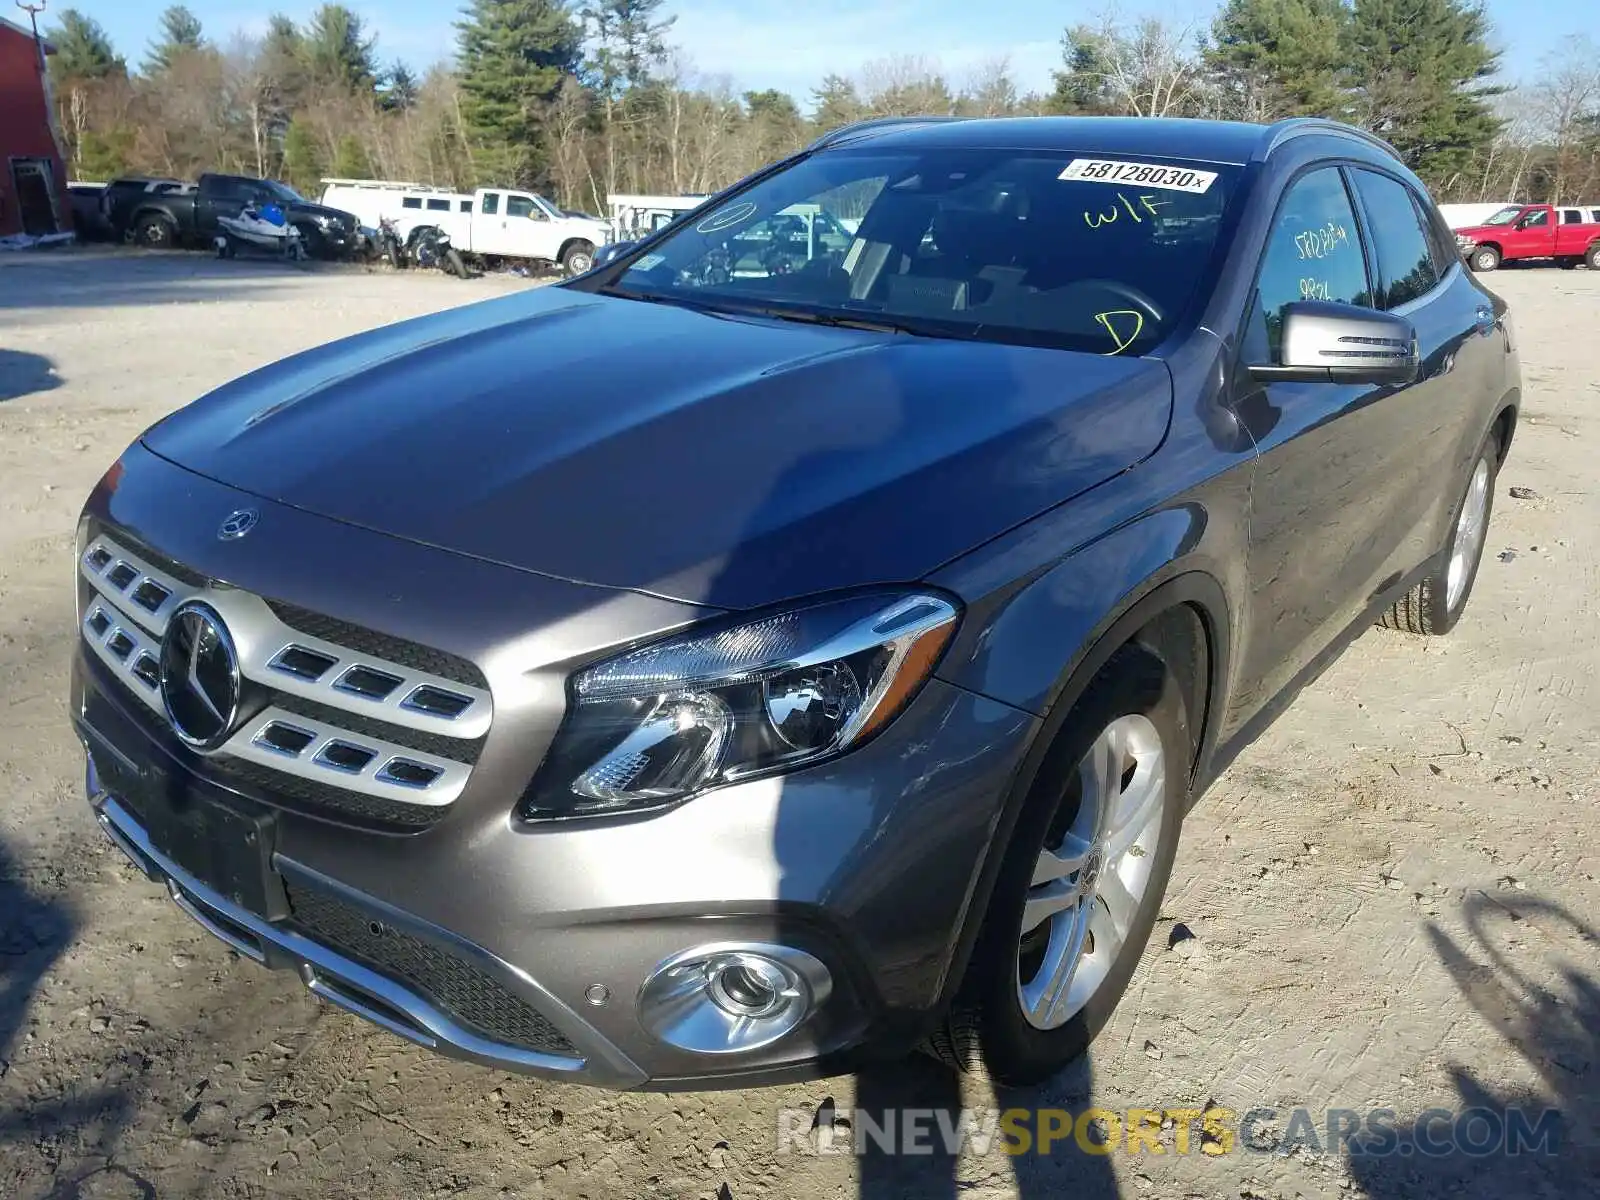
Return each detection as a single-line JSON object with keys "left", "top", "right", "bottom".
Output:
{"left": 110, "top": 172, "right": 362, "bottom": 259}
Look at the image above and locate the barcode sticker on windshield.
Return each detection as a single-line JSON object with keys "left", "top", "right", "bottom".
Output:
{"left": 1059, "top": 159, "right": 1218, "bottom": 193}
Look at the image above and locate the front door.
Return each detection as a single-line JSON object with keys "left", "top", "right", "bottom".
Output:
{"left": 1502, "top": 207, "right": 1554, "bottom": 259}
{"left": 1226, "top": 164, "right": 1434, "bottom": 723}
{"left": 11, "top": 159, "right": 60, "bottom": 236}
{"left": 474, "top": 191, "right": 555, "bottom": 260}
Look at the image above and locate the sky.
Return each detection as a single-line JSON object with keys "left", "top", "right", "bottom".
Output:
{"left": 82, "top": 0, "right": 1587, "bottom": 106}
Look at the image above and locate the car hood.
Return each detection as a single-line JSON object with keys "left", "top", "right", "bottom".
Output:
{"left": 141, "top": 287, "right": 1172, "bottom": 609}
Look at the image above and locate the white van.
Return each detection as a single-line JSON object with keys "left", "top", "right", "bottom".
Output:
{"left": 320, "top": 179, "right": 612, "bottom": 274}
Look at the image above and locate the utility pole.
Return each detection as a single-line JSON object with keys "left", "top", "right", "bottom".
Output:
{"left": 16, "top": 0, "right": 70, "bottom": 201}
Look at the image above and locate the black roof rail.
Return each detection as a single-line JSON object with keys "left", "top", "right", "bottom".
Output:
{"left": 806, "top": 115, "right": 969, "bottom": 151}
{"left": 1253, "top": 118, "right": 1401, "bottom": 163}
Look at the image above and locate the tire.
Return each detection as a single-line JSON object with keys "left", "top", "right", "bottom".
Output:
{"left": 1379, "top": 432, "right": 1499, "bottom": 636}
{"left": 385, "top": 242, "right": 402, "bottom": 269}
{"left": 295, "top": 224, "right": 326, "bottom": 260}
{"left": 1586, "top": 244, "right": 1600, "bottom": 270}
{"left": 1470, "top": 246, "right": 1500, "bottom": 272}
{"left": 134, "top": 214, "right": 176, "bottom": 249}
{"left": 561, "top": 241, "right": 596, "bottom": 276}
{"left": 445, "top": 247, "right": 468, "bottom": 278}
{"left": 925, "top": 644, "right": 1188, "bottom": 1086}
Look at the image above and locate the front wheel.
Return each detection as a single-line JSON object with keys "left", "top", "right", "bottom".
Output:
{"left": 1379, "top": 434, "right": 1498, "bottom": 636}
{"left": 444, "top": 247, "right": 468, "bottom": 278}
{"left": 1470, "top": 246, "right": 1500, "bottom": 272}
{"left": 561, "top": 241, "right": 595, "bottom": 276}
{"left": 925, "top": 645, "right": 1187, "bottom": 1086}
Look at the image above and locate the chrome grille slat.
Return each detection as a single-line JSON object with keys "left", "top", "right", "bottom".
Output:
{"left": 80, "top": 533, "right": 489, "bottom": 815}
{"left": 222, "top": 707, "right": 468, "bottom": 806}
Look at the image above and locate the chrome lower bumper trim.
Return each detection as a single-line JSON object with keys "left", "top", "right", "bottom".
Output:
{"left": 91, "top": 792, "right": 648, "bottom": 1087}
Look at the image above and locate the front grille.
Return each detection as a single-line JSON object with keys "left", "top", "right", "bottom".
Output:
{"left": 80, "top": 530, "right": 492, "bottom": 832}
{"left": 207, "top": 755, "right": 443, "bottom": 831}
{"left": 284, "top": 883, "right": 577, "bottom": 1056}
{"left": 269, "top": 691, "right": 484, "bottom": 765}
{"left": 265, "top": 599, "right": 487, "bottom": 690}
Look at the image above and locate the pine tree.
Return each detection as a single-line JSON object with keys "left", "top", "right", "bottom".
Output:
{"left": 142, "top": 6, "right": 205, "bottom": 76}
{"left": 381, "top": 62, "right": 420, "bottom": 112}
{"left": 1204, "top": 0, "right": 1348, "bottom": 120}
{"left": 332, "top": 135, "right": 371, "bottom": 178}
{"left": 281, "top": 118, "right": 325, "bottom": 193}
{"left": 44, "top": 9, "right": 126, "bottom": 81}
{"left": 1345, "top": 0, "right": 1502, "bottom": 186}
{"left": 456, "top": 0, "right": 583, "bottom": 187}
{"left": 1048, "top": 25, "right": 1117, "bottom": 115}
{"left": 812, "top": 75, "right": 865, "bottom": 134}
{"left": 303, "top": 4, "right": 379, "bottom": 94}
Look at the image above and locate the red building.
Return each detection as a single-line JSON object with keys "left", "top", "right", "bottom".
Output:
{"left": 0, "top": 14, "right": 69, "bottom": 238}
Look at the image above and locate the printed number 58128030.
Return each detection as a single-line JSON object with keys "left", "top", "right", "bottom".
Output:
{"left": 1059, "top": 159, "right": 1218, "bottom": 194}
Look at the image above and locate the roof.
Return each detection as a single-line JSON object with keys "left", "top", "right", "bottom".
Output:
{"left": 814, "top": 115, "right": 1397, "bottom": 168}
{"left": 0, "top": 14, "right": 55, "bottom": 53}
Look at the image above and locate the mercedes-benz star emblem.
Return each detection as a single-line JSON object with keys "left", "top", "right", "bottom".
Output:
{"left": 159, "top": 602, "right": 242, "bottom": 751}
{"left": 218, "top": 508, "right": 259, "bottom": 540}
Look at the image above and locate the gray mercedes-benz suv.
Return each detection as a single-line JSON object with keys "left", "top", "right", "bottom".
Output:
{"left": 72, "top": 115, "right": 1519, "bottom": 1090}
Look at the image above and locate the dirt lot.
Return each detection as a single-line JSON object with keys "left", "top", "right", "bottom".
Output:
{"left": 0, "top": 250, "right": 1596, "bottom": 1200}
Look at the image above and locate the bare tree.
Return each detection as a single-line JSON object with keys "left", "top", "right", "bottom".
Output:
{"left": 1530, "top": 39, "right": 1600, "bottom": 203}
{"left": 962, "top": 56, "right": 1020, "bottom": 116}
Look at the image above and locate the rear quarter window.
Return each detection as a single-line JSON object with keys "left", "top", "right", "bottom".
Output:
{"left": 426, "top": 198, "right": 450, "bottom": 212}
{"left": 402, "top": 197, "right": 421, "bottom": 210}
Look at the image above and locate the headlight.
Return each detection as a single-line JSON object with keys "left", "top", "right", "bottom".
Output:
{"left": 521, "top": 591, "right": 960, "bottom": 820}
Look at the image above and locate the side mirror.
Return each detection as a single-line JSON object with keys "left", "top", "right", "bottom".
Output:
{"left": 1249, "top": 300, "right": 1419, "bottom": 387}
{"left": 593, "top": 241, "right": 635, "bottom": 268}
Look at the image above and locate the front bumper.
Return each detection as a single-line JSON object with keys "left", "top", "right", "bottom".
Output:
{"left": 71, "top": 446, "right": 1039, "bottom": 1088}
{"left": 89, "top": 766, "right": 646, "bottom": 1086}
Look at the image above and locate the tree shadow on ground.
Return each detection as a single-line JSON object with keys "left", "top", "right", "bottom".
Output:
{"left": 1346, "top": 892, "right": 1597, "bottom": 1197}
{"left": 0, "top": 351, "right": 63, "bottom": 402}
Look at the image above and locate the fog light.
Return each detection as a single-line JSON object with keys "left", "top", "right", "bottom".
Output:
{"left": 637, "top": 943, "right": 832, "bottom": 1054}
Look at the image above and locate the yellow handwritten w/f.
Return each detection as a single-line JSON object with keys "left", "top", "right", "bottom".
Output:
{"left": 1095, "top": 309, "right": 1145, "bottom": 354}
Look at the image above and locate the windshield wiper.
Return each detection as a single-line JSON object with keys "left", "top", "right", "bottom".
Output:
{"left": 714, "top": 304, "right": 950, "bottom": 336}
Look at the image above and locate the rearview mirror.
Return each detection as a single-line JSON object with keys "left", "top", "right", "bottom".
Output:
{"left": 593, "top": 241, "right": 635, "bottom": 268}
{"left": 1249, "top": 300, "right": 1419, "bottom": 387}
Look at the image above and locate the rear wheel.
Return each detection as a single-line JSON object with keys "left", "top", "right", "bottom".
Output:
{"left": 1379, "top": 434, "right": 1498, "bottom": 636}
{"left": 1470, "top": 246, "right": 1500, "bottom": 272}
{"left": 925, "top": 645, "right": 1187, "bottom": 1086}
{"left": 444, "top": 247, "right": 468, "bottom": 278}
{"left": 1585, "top": 244, "right": 1600, "bottom": 270}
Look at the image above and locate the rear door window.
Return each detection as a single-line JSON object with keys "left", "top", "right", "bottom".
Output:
{"left": 1244, "top": 166, "right": 1371, "bottom": 362}
{"left": 1562, "top": 209, "right": 1583, "bottom": 224}
{"left": 1349, "top": 169, "right": 1439, "bottom": 308}
{"left": 480, "top": 192, "right": 499, "bottom": 215}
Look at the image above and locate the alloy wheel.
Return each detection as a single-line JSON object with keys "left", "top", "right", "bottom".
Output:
{"left": 1017, "top": 713, "right": 1166, "bottom": 1031}
{"left": 1446, "top": 456, "right": 1491, "bottom": 612}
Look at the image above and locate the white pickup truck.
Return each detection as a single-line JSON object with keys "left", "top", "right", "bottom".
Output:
{"left": 320, "top": 179, "right": 612, "bottom": 275}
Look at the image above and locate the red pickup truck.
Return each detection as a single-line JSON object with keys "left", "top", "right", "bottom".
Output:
{"left": 1455, "top": 203, "right": 1600, "bottom": 271}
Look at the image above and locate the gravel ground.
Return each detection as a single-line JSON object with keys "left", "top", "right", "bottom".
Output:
{"left": 0, "top": 250, "right": 1596, "bottom": 1200}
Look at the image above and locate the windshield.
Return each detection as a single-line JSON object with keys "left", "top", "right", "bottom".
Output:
{"left": 604, "top": 146, "right": 1239, "bottom": 354}
{"left": 263, "top": 180, "right": 304, "bottom": 204}
{"left": 1482, "top": 206, "right": 1523, "bottom": 226}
